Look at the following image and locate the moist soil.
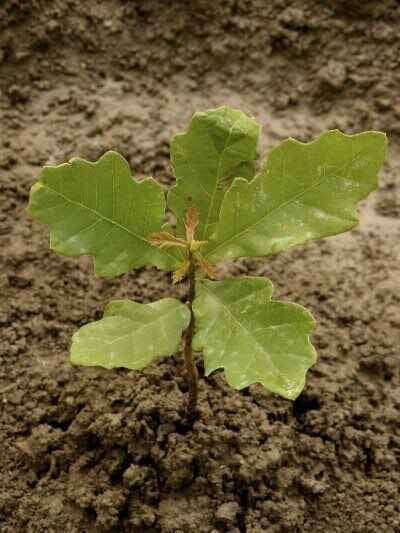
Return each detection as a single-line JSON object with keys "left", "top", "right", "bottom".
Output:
{"left": 1, "top": 1, "right": 400, "bottom": 532}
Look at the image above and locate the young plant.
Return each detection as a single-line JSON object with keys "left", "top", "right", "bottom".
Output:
{"left": 28, "top": 106, "right": 387, "bottom": 414}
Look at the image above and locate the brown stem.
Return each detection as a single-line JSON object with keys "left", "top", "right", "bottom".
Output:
{"left": 183, "top": 252, "right": 198, "bottom": 415}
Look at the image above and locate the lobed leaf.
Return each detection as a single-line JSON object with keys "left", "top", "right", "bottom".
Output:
{"left": 193, "top": 277, "right": 317, "bottom": 400}
{"left": 204, "top": 130, "right": 387, "bottom": 263}
{"left": 168, "top": 106, "right": 261, "bottom": 241}
{"left": 70, "top": 298, "right": 190, "bottom": 370}
{"left": 28, "top": 151, "right": 179, "bottom": 278}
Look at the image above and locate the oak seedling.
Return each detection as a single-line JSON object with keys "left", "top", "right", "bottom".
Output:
{"left": 27, "top": 106, "right": 387, "bottom": 414}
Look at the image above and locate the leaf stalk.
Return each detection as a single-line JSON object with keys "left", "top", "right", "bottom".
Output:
{"left": 183, "top": 251, "right": 198, "bottom": 415}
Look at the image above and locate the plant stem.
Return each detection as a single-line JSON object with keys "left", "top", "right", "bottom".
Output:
{"left": 183, "top": 252, "right": 198, "bottom": 415}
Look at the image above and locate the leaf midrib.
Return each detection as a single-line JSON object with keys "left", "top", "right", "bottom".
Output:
{"left": 201, "top": 114, "right": 241, "bottom": 241}
{"left": 206, "top": 149, "right": 368, "bottom": 260}
{"left": 40, "top": 183, "right": 177, "bottom": 263}
{"left": 206, "top": 175, "right": 334, "bottom": 259}
{"left": 201, "top": 284, "right": 281, "bottom": 379}
{"left": 105, "top": 303, "right": 186, "bottom": 345}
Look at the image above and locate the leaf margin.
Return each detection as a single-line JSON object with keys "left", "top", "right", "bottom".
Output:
{"left": 204, "top": 129, "right": 388, "bottom": 264}
{"left": 192, "top": 276, "right": 317, "bottom": 400}
{"left": 27, "top": 150, "right": 180, "bottom": 278}
{"left": 70, "top": 297, "right": 191, "bottom": 370}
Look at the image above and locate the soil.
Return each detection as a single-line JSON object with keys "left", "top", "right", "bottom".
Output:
{"left": 1, "top": 1, "right": 399, "bottom": 532}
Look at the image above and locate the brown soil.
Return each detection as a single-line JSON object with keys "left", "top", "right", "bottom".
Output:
{"left": 1, "top": 1, "right": 400, "bottom": 532}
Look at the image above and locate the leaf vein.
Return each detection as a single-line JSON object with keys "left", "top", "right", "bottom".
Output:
{"left": 40, "top": 184, "right": 177, "bottom": 263}
{"left": 201, "top": 284, "right": 282, "bottom": 380}
{"left": 202, "top": 115, "right": 242, "bottom": 240}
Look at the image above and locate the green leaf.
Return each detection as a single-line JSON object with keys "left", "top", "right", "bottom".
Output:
{"left": 70, "top": 298, "right": 190, "bottom": 370}
{"left": 193, "top": 277, "right": 317, "bottom": 400}
{"left": 168, "top": 106, "right": 261, "bottom": 241}
{"left": 205, "top": 130, "right": 387, "bottom": 263}
{"left": 28, "top": 151, "right": 179, "bottom": 278}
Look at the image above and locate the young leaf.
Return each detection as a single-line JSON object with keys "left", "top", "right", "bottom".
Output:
{"left": 172, "top": 259, "right": 190, "bottom": 284}
{"left": 70, "top": 298, "right": 190, "bottom": 370}
{"left": 149, "top": 231, "right": 188, "bottom": 249}
{"left": 168, "top": 106, "right": 261, "bottom": 241}
{"left": 184, "top": 206, "right": 200, "bottom": 243}
{"left": 194, "top": 254, "right": 217, "bottom": 280}
{"left": 192, "top": 278, "right": 317, "bottom": 400}
{"left": 184, "top": 207, "right": 208, "bottom": 251}
{"left": 204, "top": 130, "right": 387, "bottom": 263}
{"left": 28, "top": 151, "right": 179, "bottom": 278}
